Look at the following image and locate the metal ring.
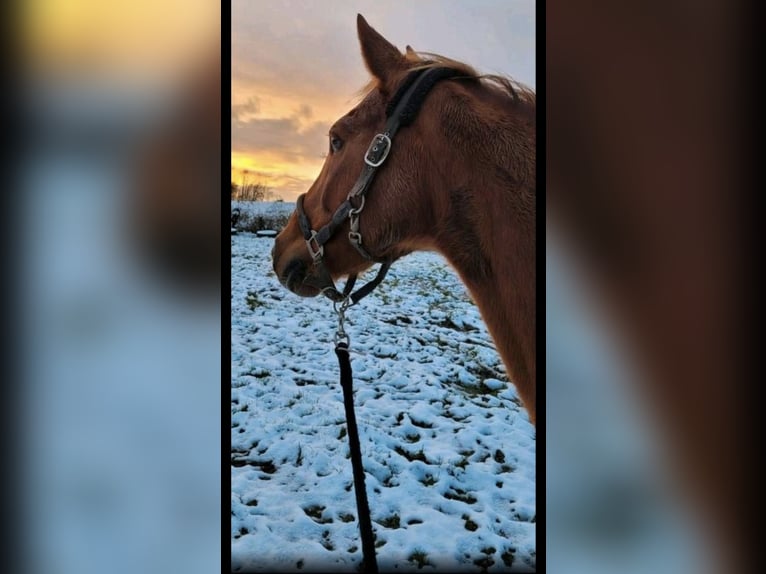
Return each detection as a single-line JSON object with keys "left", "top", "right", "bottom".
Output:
{"left": 349, "top": 195, "right": 366, "bottom": 215}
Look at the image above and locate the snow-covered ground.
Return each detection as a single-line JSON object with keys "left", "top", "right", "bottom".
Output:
{"left": 231, "top": 200, "right": 295, "bottom": 232}
{"left": 231, "top": 200, "right": 295, "bottom": 218}
{"left": 231, "top": 232, "right": 536, "bottom": 572}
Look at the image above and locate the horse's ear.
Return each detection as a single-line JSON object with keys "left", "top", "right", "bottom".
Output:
{"left": 357, "top": 14, "right": 405, "bottom": 83}
{"left": 405, "top": 45, "right": 416, "bottom": 57}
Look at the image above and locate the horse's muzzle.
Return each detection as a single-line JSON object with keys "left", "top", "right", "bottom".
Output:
{"left": 281, "top": 258, "right": 307, "bottom": 292}
{"left": 276, "top": 257, "right": 324, "bottom": 298}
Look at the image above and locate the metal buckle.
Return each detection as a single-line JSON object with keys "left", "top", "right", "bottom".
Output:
{"left": 305, "top": 231, "right": 324, "bottom": 262}
{"left": 364, "top": 133, "right": 392, "bottom": 167}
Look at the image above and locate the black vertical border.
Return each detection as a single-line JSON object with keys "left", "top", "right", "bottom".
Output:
{"left": 222, "top": 0, "right": 233, "bottom": 571}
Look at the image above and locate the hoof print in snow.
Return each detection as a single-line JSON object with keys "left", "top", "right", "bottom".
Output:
{"left": 375, "top": 513, "right": 401, "bottom": 529}
{"left": 409, "top": 417, "right": 434, "bottom": 429}
{"left": 444, "top": 487, "right": 477, "bottom": 504}
{"left": 419, "top": 474, "right": 437, "bottom": 487}
{"left": 303, "top": 505, "right": 333, "bottom": 524}
{"left": 462, "top": 514, "right": 479, "bottom": 531}
{"left": 338, "top": 512, "right": 355, "bottom": 523}
{"left": 320, "top": 529, "right": 335, "bottom": 551}
{"left": 500, "top": 548, "right": 516, "bottom": 567}
{"left": 394, "top": 446, "right": 431, "bottom": 464}
{"left": 230, "top": 458, "right": 277, "bottom": 474}
{"left": 473, "top": 555, "right": 495, "bottom": 570}
{"left": 493, "top": 449, "right": 506, "bottom": 463}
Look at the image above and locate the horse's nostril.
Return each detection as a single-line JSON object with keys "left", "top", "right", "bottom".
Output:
{"left": 282, "top": 258, "right": 307, "bottom": 290}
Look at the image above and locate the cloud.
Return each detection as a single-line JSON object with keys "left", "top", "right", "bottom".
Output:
{"left": 232, "top": 111, "right": 327, "bottom": 164}
{"left": 232, "top": 96, "right": 260, "bottom": 123}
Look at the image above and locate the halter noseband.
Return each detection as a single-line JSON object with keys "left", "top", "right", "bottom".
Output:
{"left": 294, "top": 66, "right": 463, "bottom": 304}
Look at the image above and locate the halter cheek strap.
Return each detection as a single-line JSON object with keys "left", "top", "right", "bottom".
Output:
{"left": 295, "top": 66, "right": 464, "bottom": 304}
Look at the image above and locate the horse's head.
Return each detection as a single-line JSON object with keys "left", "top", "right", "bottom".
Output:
{"left": 273, "top": 15, "right": 447, "bottom": 297}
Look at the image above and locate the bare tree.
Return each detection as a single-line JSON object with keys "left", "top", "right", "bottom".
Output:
{"left": 232, "top": 170, "right": 274, "bottom": 201}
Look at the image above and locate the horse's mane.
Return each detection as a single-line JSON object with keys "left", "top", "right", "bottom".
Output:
{"left": 357, "top": 50, "right": 535, "bottom": 107}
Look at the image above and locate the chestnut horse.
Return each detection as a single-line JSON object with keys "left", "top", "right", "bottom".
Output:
{"left": 272, "top": 15, "right": 536, "bottom": 423}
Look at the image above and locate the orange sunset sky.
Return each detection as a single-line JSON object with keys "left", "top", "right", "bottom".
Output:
{"left": 232, "top": 0, "right": 535, "bottom": 202}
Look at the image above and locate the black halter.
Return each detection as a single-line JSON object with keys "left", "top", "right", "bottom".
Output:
{"left": 295, "top": 66, "right": 464, "bottom": 304}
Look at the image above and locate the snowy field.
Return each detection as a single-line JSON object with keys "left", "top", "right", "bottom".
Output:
{"left": 231, "top": 231, "right": 536, "bottom": 572}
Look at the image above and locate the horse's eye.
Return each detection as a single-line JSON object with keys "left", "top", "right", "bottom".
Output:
{"left": 330, "top": 134, "right": 344, "bottom": 153}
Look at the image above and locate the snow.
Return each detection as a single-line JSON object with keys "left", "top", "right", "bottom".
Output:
{"left": 231, "top": 231, "right": 536, "bottom": 572}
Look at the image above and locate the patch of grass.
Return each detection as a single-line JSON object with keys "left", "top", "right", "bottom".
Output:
{"left": 245, "top": 498, "right": 258, "bottom": 507}
{"left": 338, "top": 426, "right": 347, "bottom": 440}
{"left": 245, "top": 291, "right": 263, "bottom": 310}
{"left": 338, "top": 512, "right": 355, "bottom": 523}
{"left": 408, "top": 550, "right": 432, "bottom": 569}
{"left": 407, "top": 518, "right": 424, "bottom": 525}
{"left": 493, "top": 449, "right": 506, "bottom": 463}
{"left": 455, "top": 450, "right": 474, "bottom": 470}
{"left": 376, "top": 513, "right": 401, "bottom": 529}
{"left": 404, "top": 433, "right": 420, "bottom": 443}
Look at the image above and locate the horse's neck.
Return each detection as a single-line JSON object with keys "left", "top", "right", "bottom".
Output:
{"left": 435, "top": 181, "right": 536, "bottom": 424}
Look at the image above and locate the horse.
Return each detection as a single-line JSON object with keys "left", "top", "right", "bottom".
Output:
{"left": 272, "top": 15, "right": 536, "bottom": 424}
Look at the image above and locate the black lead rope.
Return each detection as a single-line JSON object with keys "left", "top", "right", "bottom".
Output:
{"left": 335, "top": 342, "right": 379, "bottom": 573}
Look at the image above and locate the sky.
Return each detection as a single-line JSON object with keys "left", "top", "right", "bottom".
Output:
{"left": 231, "top": 0, "right": 536, "bottom": 201}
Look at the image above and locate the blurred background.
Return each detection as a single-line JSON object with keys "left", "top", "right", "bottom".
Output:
{"left": 547, "top": 1, "right": 752, "bottom": 573}
{"left": 14, "top": 1, "right": 221, "bottom": 573}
